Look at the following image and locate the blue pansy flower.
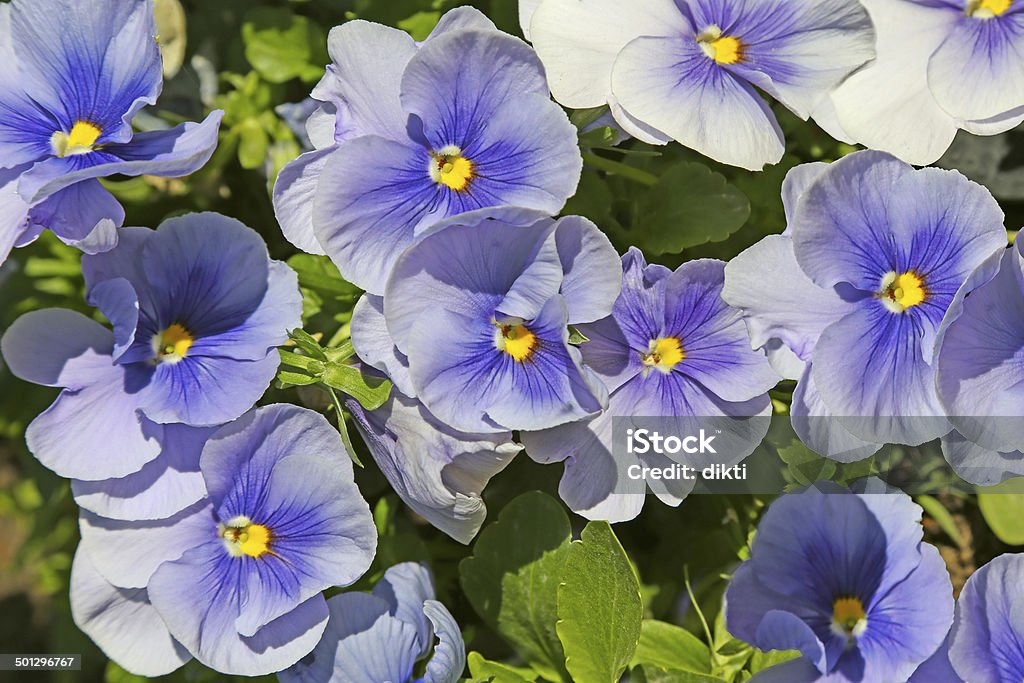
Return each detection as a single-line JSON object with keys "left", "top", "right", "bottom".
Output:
{"left": 0, "top": 0, "right": 223, "bottom": 263}
{"left": 73, "top": 405, "right": 378, "bottom": 677}
{"left": 822, "top": 0, "right": 1024, "bottom": 166}
{"left": 348, "top": 293, "right": 521, "bottom": 543}
{"left": 273, "top": 7, "right": 582, "bottom": 294}
{"left": 522, "top": 0, "right": 874, "bottom": 170}
{"left": 382, "top": 208, "right": 621, "bottom": 433}
{"left": 947, "top": 553, "right": 1024, "bottom": 682}
{"left": 522, "top": 249, "right": 777, "bottom": 523}
{"left": 0, "top": 213, "right": 302, "bottom": 481}
{"left": 936, "top": 239, "right": 1024, "bottom": 484}
{"left": 280, "top": 562, "right": 465, "bottom": 683}
{"left": 722, "top": 151, "right": 1007, "bottom": 457}
{"left": 725, "top": 483, "right": 954, "bottom": 682}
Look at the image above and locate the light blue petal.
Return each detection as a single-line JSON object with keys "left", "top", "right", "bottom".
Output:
{"left": 273, "top": 147, "right": 333, "bottom": 255}
{"left": 70, "top": 549, "right": 191, "bottom": 677}
{"left": 1, "top": 308, "right": 113, "bottom": 388}
{"left": 351, "top": 294, "right": 416, "bottom": 398}
{"left": 423, "top": 600, "right": 466, "bottom": 683}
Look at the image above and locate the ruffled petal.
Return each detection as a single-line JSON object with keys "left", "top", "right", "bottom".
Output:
{"left": 272, "top": 147, "right": 333, "bottom": 255}
{"left": 351, "top": 294, "right": 416, "bottom": 398}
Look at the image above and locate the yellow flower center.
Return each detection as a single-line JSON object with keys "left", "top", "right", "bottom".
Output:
{"left": 495, "top": 323, "right": 538, "bottom": 362}
{"left": 220, "top": 516, "right": 273, "bottom": 558}
{"left": 967, "top": 0, "right": 1012, "bottom": 18}
{"left": 879, "top": 271, "right": 926, "bottom": 313}
{"left": 642, "top": 337, "right": 685, "bottom": 374}
{"left": 51, "top": 121, "right": 102, "bottom": 157}
{"left": 697, "top": 26, "right": 744, "bottom": 65}
{"left": 152, "top": 323, "right": 194, "bottom": 363}
{"left": 429, "top": 144, "right": 475, "bottom": 192}
{"left": 831, "top": 596, "right": 868, "bottom": 640}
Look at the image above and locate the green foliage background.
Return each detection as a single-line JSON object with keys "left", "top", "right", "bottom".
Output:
{"left": 2, "top": 1, "right": 1024, "bottom": 681}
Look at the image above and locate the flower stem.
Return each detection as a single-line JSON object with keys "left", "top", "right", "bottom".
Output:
{"left": 582, "top": 152, "right": 658, "bottom": 187}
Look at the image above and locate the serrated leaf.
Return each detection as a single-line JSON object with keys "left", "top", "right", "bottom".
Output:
{"left": 460, "top": 492, "right": 572, "bottom": 682}
{"left": 320, "top": 363, "right": 392, "bottom": 410}
{"left": 557, "top": 521, "right": 643, "bottom": 683}
{"left": 633, "top": 162, "right": 750, "bottom": 255}
{"left": 631, "top": 620, "right": 711, "bottom": 674}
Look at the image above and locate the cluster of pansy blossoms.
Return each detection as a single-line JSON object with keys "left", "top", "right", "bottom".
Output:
{"left": 2, "top": 0, "right": 1024, "bottom": 678}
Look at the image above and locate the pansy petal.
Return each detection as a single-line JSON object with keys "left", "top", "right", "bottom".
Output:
{"left": 1, "top": 308, "right": 113, "bottom": 388}
{"left": 318, "top": 21, "right": 417, "bottom": 141}
{"left": 401, "top": 29, "right": 548, "bottom": 149}
{"left": 748, "top": 657, "right": 825, "bottom": 683}
{"left": 71, "top": 424, "right": 213, "bottom": 521}
{"left": 273, "top": 147, "right": 334, "bottom": 255}
{"left": 426, "top": 6, "right": 497, "bottom": 39}
{"left": 147, "top": 540, "right": 330, "bottom": 677}
{"left": 928, "top": 13, "right": 1024, "bottom": 123}
{"left": 662, "top": 259, "right": 779, "bottom": 402}
{"left": 86, "top": 278, "right": 138, "bottom": 361}
{"left": 351, "top": 294, "right": 416, "bottom": 398}
{"left": 70, "top": 549, "right": 191, "bottom": 677}
{"left": 424, "top": 600, "right": 466, "bottom": 683}
{"left": 11, "top": 0, "right": 161, "bottom": 142}
{"left": 949, "top": 553, "right": 1024, "bottom": 683}
{"left": 0, "top": 164, "right": 31, "bottom": 262}
{"left": 908, "top": 636, "right": 961, "bottom": 683}
{"left": 829, "top": 0, "right": 959, "bottom": 165}
{"left": 528, "top": 0, "right": 688, "bottom": 108}
{"left": 348, "top": 393, "right": 518, "bottom": 544}
{"left": 941, "top": 431, "right": 1024, "bottom": 487}
{"left": 19, "top": 112, "right": 224, "bottom": 204}
{"left": 812, "top": 305, "right": 949, "bottom": 446}
{"left": 937, "top": 246, "right": 1024, "bottom": 453}
{"left": 26, "top": 361, "right": 165, "bottom": 480}
{"left": 723, "top": 0, "right": 875, "bottom": 119}
{"left": 28, "top": 179, "right": 124, "bottom": 253}
{"left": 313, "top": 136, "right": 437, "bottom": 295}
{"left": 518, "top": 0, "right": 543, "bottom": 40}
{"left": 138, "top": 352, "right": 280, "bottom": 426}
{"left": 374, "top": 562, "right": 436, "bottom": 650}
{"left": 78, "top": 499, "right": 213, "bottom": 589}
{"left": 554, "top": 215, "right": 621, "bottom": 324}
{"left": 612, "top": 35, "right": 784, "bottom": 170}
{"left": 791, "top": 150, "right": 914, "bottom": 291}
{"left": 781, "top": 162, "right": 829, "bottom": 227}
{"left": 723, "top": 235, "right": 851, "bottom": 360}
{"left": 792, "top": 364, "right": 883, "bottom": 464}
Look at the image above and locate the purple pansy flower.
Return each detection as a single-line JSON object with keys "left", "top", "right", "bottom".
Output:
{"left": 726, "top": 483, "right": 954, "bottom": 682}
{"left": 0, "top": 0, "right": 222, "bottom": 263}
{"left": 279, "top": 562, "right": 465, "bottom": 683}
{"left": 947, "top": 553, "right": 1024, "bottom": 682}
{"left": 822, "top": 0, "right": 1024, "bottom": 166}
{"left": 723, "top": 151, "right": 1007, "bottom": 457}
{"left": 382, "top": 208, "right": 620, "bottom": 434}
{"left": 522, "top": 249, "right": 777, "bottom": 523}
{"left": 73, "top": 405, "right": 377, "bottom": 677}
{"left": 0, "top": 213, "right": 302, "bottom": 481}
{"left": 273, "top": 7, "right": 581, "bottom": 294}
{"left": 521, "top": 0, "right": 874, "bottom": 170}
{"left": 935, "top": 239, "right": 1024, "bottom": 484}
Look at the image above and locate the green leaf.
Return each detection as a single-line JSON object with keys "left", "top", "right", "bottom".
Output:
{"left": 460, "top": 492, "right": 573, "bottom": 682}
{"left": 286, "top": 254, "right": 361, "bottom": 297}
{"left": 915, "top": 494, "right": 965, "bottom": 547}
{"left": 778, "top": 440, "right": 837, "bottom": 486}
{"left": 747, "top": 648, "right": 802, "bottom": 674}
{"left": 276, "top": 369, "right": 320, "bottom": 388}
{"left": 568, "top": 326, "right": 590, "bottom": 345}
{"left": 278, "top": 349, "right": 325, "bottom": 375}
{"left": 236, "top": 118, "right": 269, "bottom": 170}
{"left": 467, "top": 652, "right": 538, "bottom": 682}
{"left": 557, "top": 521, "right": 643, "bottom": 683}
{"left": 242, "top": 8, "right": 328, "bottom": 84}
{"left": 631, "top": 665, "right": 726, "bottom": 683}
{"left": 632, "top": 162, "right": 750, "bottom": 255}
{"left": 979, "top": 480, "right": 1024, "bottom": 545}
{"left": 632, "top": 620, "right": 711, "bottom": 674}
{"left": 398, "top": 11, "right": 442, "bottom": 40}
{"left": 320, "top": 363, "right": 392, "bottom": 410}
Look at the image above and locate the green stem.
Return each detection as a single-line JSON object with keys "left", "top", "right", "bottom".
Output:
{"left": 582, "top": 152, "right": 658, "bottom": 187}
